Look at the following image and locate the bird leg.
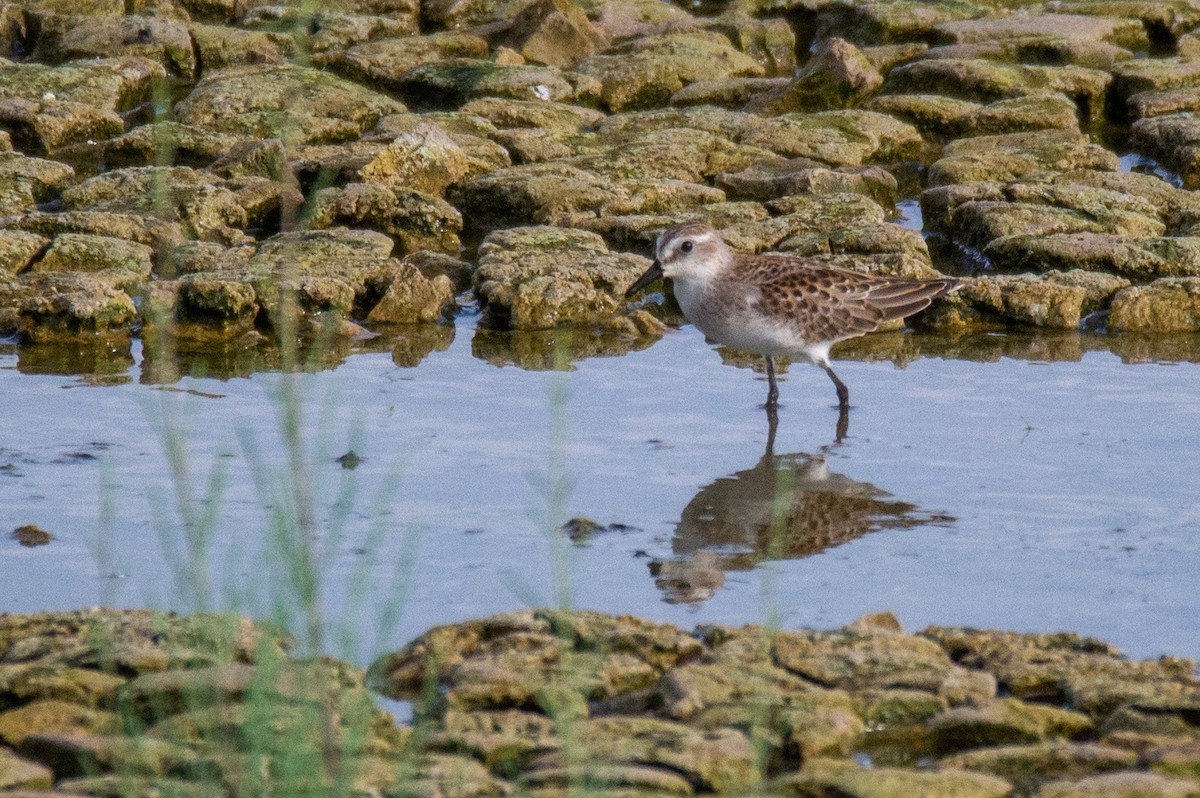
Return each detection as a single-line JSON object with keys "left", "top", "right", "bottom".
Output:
{"left": 765, "top": 398, "right": 779, "bottom": 456}
{"left": 822, "top": 364, "right": 850, "bottom": 411}
{"left": 764, "top": 356, "right": 779, "bottom": 408}
{"left": 834, "top": 404, "right": 849, "bottom": 443}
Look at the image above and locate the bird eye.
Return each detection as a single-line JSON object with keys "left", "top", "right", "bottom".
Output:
{"left": 680, "top": 241, "right": 694, "bottom": 253}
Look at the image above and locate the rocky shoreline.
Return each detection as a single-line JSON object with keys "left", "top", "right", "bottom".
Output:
{"left": 3, "top": 0, "right": 1200, "bottom": 363}
{"left": 1, "top": 607, "right": 1199, "bottom": 797}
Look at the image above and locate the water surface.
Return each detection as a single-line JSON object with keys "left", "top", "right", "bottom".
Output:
{"left": 2, "top": 318, "right": 1199, "bottom": 663}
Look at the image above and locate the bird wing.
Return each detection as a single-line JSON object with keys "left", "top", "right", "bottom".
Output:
{"left": 729, "top": 255, "right": 957, "bottom": 342}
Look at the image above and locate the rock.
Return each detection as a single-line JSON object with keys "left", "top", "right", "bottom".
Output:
{"left": 854, "top": 688, "right": 949, "bottom": 727}
{"left": 175, "top": 64, "right": 405, "bottom": 146}
{"left": 942, "top": 741, "right": 1137, "bottom": 793}
{"left": 450, "top": 162, "right": 613, "bottom": 229}
{"left": 773, "top": 756, "right": 1012, "bottom": 798}
{"left": 518, "top": 761, "right": 693, "bottom": 794}
{"left": 188, "top": 23, "right": 293, "bottom": 70}
{"left": 917, "top": 38, "right": 1133, "bottom": 71}
{"left": 323, "top": 31, "right": 489, "bottom": 93}
{"left": 0, "top": 700, "right": 120, "bottom": 747}
{"left": 871, "top": 91, "right": 1080, "bottom": 139}
{"left": 0, "top": 609, "right": 289, "bottom": 674}
{"left": 474, "top": 226, "right": 649, "bottom": 329}
{"left": 813, "top": 0, "right": 986, "bottom": 45}
{"left": 704, "top": 10, "right": 796, "bottom": 77}
{"left": 671, "top": 76, "right": 793, "bottom": 108}
{"left": 751, "top": 37, "right": 883, "bottom": 114}
{"left": 9, "top": 523, "right": 53, "bottom": 547}
{"left": 921, "top": 626, "right": 1198, "bottom": 717}
{"left": 461, "top": 97, "right": 603, "bottom": 131}
{"left": 927, "top": 130, "right": 1119, "bottom": 186}
{"left": 933, "top": 13, "right": 1148, "bottom": 51}
{"left": 0, "top": 152, "right": 75, "bottom": 215}
{"left": 0, "top": 663, "right": 126, "bottom": 707}
{"left": 1109, "top": 278, "right": 1200, "bottom": 332}
{"left": 10, "top": 272, "right": 138, "bottom": 343}
{"left": 883, "top": 58, "right": 1111, "bottom": 122}
{"left": 1132, "top": 113, "right": 1200, "bottom": 188}
{"left": 367, "top": 609, "right": 703, "bottom": 703}
{"left": 595, "top": 104, "right": 760, "bottom": 140}
{"left": 571, "top": 126, "right": 779, "bottom": 183}
{"left": 588, "top": 0, "right": 696, "bottom": 40}
{"left": 366, "top": 263, "right": 456, "bottom": 324}
{"left": 54, "top": 775, "right": 225, "bottom": 798}
{"left": 0, "top": 57, "right": 164, "bottom": 153}
{"left": 397, "top": 58, "right": 589, "bottom": 107}
{"left": 499, "top": 0, "right": 608, "bottom": 68}
{"left": 32, "top": 14, "right": 195, "bottom": 77}
{"left": 0, "top": 231, "right": 51, "bottom": 275}
{"left": 928, "top": 698, "right": 1094, "bottom": 755}
{"left": 985, "top": 234, "right": 1200, "bottom": 279}
{"left": 716, "top": 162, "right": 898, "bottom": 204}
{"left": 772, "top": 623, "right": 962, "bottom": 693}
{"left": 308, "top": 183, "right": 463, "bottom": 256}
{"left": 26, "top": 233, "right": 152, "bottom": 297}
{"left": 0, "top": 748, "right": 53, "bottom": 791}
{"left": 1114, "top": 57, "right": 1200, "bottom": 113}
{"left": 1039, "top": 771, "right": 1200, "bottom": 797}
{"left": 68, "top": 166, "right": 289, "bottom": 232}
{"left": 1, "top": 211, "right": 185, "bottom": 262}
{"left": 17, "top": 732, "right": 192, "bottom": 780}
{"left": 295, "top": 10, "right": 419, "bottom": 53}
{"left": 1144, "top": 739, "right": 1200, "bottom": 781}
{"left": 534, "top": 716, "right": 756, "bottom": 793}
{"left": 740, "top": 109, "right": 925, "bottom": 165}
{"left": 575, "top": 31, "right": 764, "bottom": 112}
{"left": 358, "top": 122, "right": 471, "bottom": 194}
{"left": 420, "top": 0, "right": 536, "bottom": 30}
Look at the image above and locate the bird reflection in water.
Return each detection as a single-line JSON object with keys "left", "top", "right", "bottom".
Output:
{"left": 650, "top": 409, "right": 952, "bottom": 604}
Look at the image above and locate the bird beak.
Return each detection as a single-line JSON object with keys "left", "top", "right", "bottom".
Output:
{"left": 625, "top": 259, "right": 664, "bottom": 298}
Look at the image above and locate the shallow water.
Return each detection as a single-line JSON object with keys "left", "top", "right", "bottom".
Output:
{"left": 2, "top": 316, "right": 1200, "bottom": 664}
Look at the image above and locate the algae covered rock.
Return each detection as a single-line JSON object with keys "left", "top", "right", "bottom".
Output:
{"left": 474, "top": 226, "right": 650, "bottom": 329}
{"left": 32, "top": 14, "right": 195, "bottom": 77}
{"left": 174, "top": 64, "right": 406, "bottom": 146}
{"left": 323, "top": 31, "right": 490, "bottom": 92}
{"left": 740, "top": 109, "right": 925, "bottom": 165}
{"left": 0, "top": 57, "right": 164, "bottom": 152}
{"left": 575, "top": 30, "right": 765, "bottom": 112}
{"left": 0, "top": 151, "right": 74, "bottom": 215}
{"left": 0, "top": 747, "right": 53, "bottom": 791}
{"left": 928, "top": 697, "right": 1094, "bottom": 755}
{"left": 928, "top": 130, "right": 1119, "bottom": 187}
{"left": 1109, "top": 278, "right": 1200, "bottom": 332}
{"left": 308, "top": 183, "right": 463, "bottom": 256}
{"left": 752, "top": 37, "right": 883, "bottom": 114}
{"left": 773, "top": 756, "right": 1012, "bottom": 798}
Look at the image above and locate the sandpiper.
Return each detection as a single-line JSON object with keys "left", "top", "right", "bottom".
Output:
{"left": 625, "top": 222, "right": 959, "bottom": 412}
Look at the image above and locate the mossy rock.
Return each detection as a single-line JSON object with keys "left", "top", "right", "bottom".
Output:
{"left": 942, "top": 741, "right": 1138, "bottom": 794}
{"left": 772, "top": 756, "right": 1012, "bottom": 798}
{"left": 0, "top": 152, "right": 75, "bottom": 216}
{"left": 575, "top": 31, "right": 765, "bottom": 112}
{"left": 174, "top": 64, "right": 405, "bottom": 146}
{"left": 928, "top": 130, "right": 1119, "bottom": 186}
{"left": 884, "top": 58, "right": 1110, "bottom": 120}
{"left": 1109, "top": 277, "right": 1200, "bottom": 332}
{"left": 739, "top": 109, "right": 925, "bottom": 165}
{"left": 308, "top": 183, "right": 462, "bottom": 257}
{"left": 32, "top": 14, "right": 195, "bottom": 77}
{"left": 322, "top": 32, "right": 489, "bottom": 92}
{"left": 0, "top": 57, "right": 163, "bottom": 152}
{"left": 474, "top": 226, "right": 650, "bottom": 329}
